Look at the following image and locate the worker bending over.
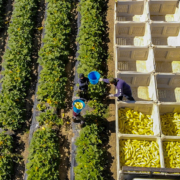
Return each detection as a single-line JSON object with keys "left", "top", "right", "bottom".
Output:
{"left": 99, "top": 77, "right": 135, "bottom": 101}
{"left": 78, "top": 73, "right": 89, "bottom": 99}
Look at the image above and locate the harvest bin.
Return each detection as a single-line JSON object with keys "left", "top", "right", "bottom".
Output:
{"left": 149, "top": 0, "right": 180, "bottom": 22}
{"left": 115, "top": 0, "right": 148, "bottom": 22}
{"left": 158, "top": 103, "right": 180, "bottom": 137}
{"left": 116, "top": 101, "right": 161, "bottom": 136}
{"left": 117, "top": 135, "right": 164, "bottom": 176}
{"left": 156, "top": 74, "right": 180, "bottom": 103}
{"left": 115, "top": 22, "right": 151, "bottom": 46}
{"left": 116, "top": 46, "right": 154, "bottom": 73}
{"left": 161, "top": 136, "right": 180, "bottom": 173}
{"left": 150, "top": 22, "right": 180, "bottom": 46}
{"left": 154, "top": 47, "right": 180, "bottom": 73}
{"left": 117, "top": 73, "right": 157, "bottom": 101}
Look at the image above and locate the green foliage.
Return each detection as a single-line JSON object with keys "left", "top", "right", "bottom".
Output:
{"left": 77, "top": 0, "right": 106, "bottom": 76}
{"left": 37, "top": 0, "right": 72, "bottom": 109}
{"left": 74, "top": 124, "right": 104, "bottom": 180}
{"left": 0, "top": 0, "right": 39, "bottom": 130}
{"left": 36, "top": 109, "right": 63, "bottom": 126}
{"left": 26, "top": 128, "right": 60, "bottom": 180}
{"left": 0, "top": 0, "right": 3, "bottom": 27}
{"left": 88, "top": 100, "right": 107, "bottom": 118}
{"left": 77, "top": 0, "right": 107, "bottom": 101}
{"left": 0, "top": 133, "right": 14, "bottom": 180}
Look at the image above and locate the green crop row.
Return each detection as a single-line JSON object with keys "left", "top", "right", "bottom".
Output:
{"left": 0, "top": 0, "right": 39, "bottom": 130}
{"left": 77, "top": 0, "right": 107, "bottom": 101}
{"left": 0, "top": 133, "right": 14, "bottom": 179}
{"left": 75, "top": 0, "right": 108, "bottom": 179}
{"left": 26, "top": 0, "right": 72, "bottom": 179}
{"left": 26, "top": 128, "right": 60, "bottom": 180}
{"left": 74, "top": 124, "right": 105, "bottom": 179}
{"left": 36, "top": 0, "right": 72, "bottom": 109}
{"left": 0, "top": 0, "right": 3, "bottom": 27}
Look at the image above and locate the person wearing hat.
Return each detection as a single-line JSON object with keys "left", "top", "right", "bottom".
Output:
{"left": 99, "top": 77, "right": 135, "bottom": 101}
{"left": 78, "top": 73, "right": 89, "bottom": 99}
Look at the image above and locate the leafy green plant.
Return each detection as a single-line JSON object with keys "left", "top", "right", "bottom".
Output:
{"left": 74, "top": 124, "right": 104, "bottom": 180}
{"left": 26, "top": 128, "right": 60, "bottom": 180}
{"left": 37, "top": 0, "right": 72, "bottom": 109}
{"left": 0, "top": 133, "right": 14, "bottom": 180}
{"left": 0, "top": 0, "right": 4, "bottom": 27}
{"left": 0, "top": 0, "right": 39, "bottom": 130}
{"left": 36, "top": 109, "right": 63, "bottom": 126}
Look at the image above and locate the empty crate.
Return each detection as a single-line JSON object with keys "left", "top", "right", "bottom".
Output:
{"left": 154, "top": 47, "right": 180, "bottom": 73}
{"left": 115, "top": 22, "right": 151, "bottom": 46}
{"left": 151, "top": 22, "right": 180, "bottom": 46}
{"left": 149, "top": 0, "right": 180, "bottom": 22}
{"left": 117, "top": 102, "right": 160, "bottom": 136}
{"left": 156, "top": 74, "right": 180, "bottom": 102}
{"left": 117, "top": 73, "right": 157, "bottom": 101}
{"left": 116, "top": 47, "right": 154, "bottom": 73}
{"left": 115, "top": 0, "right": 147, "bottom": 22}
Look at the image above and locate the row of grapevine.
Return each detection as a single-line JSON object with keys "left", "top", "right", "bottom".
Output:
{"left": 26, "top": 0, "right": 72, "bottom": 179}
{"left": 0, "top": 0, "right": 39, "bottom": 130}
{"left": 74, "top": 0, "right": 108, "bottom": 179}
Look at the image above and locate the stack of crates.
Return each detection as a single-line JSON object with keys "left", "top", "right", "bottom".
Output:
{"left": 114, "top": 0, "right": 180, "bottom": 179}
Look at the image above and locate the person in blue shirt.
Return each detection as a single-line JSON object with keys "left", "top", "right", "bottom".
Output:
{"left": 78, "top": 73, "right": 89, "bottom": 99}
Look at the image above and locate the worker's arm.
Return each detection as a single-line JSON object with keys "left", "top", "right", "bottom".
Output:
{"left": 102, "top": 79, "right": 110, "bottom": 83}
{"left": 79, "top": 79, "right": 87, "bottom": 87}
{"left": 114, "top": 83, "right": 123, "bottom": 97}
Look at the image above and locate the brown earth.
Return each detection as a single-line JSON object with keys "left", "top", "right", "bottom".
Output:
{"left": 106, "top": 0, "right": 117, "bottom": 179}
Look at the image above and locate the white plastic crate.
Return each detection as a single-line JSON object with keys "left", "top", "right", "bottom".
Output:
{"left": 156, "top": 74, "right": 180, "bottom": 103}
{"left": 158, "top": 103, "right": 180, "bottom": 137}
{"left": 154, "top": 47, "right": 180, "bottom": 73}
{"left": 117, "top": 73, "right": 157, "bottom": 101}
{"left": 116, "top": 46, "right": 154, "bottom": 73}
{"left": 161, "top": 136, "right": 180, "bottom": 171}
{"left": 149, "top": 0, "right": 180, "bottom": 22}
{"left": 151, "top": 22, "right": 180, "bottom": 46}
{"left": 115, "top": 22, "right": 151, "bottom": 46}
{"left": 118, "top": 135, "right": 164, "bottom": 173}
{"left": 115, "top": 0, "right": 148, "bottom": 22}
{"left": 117, "top": 101, "right": 161, "bottom": 136}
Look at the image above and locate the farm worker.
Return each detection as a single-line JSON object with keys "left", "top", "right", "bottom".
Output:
{"left": 99, "top": 77, "right": 135, "bottom": 101}
{"left": 78, "top": 73, "right": 89, "bottom": 99}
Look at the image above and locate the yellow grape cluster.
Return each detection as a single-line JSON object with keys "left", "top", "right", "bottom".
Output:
{"left": 163, "top": 141, "right": 180, "bottom": 169}
{"left": 74, "top": 102, "right": 83, "bottom": 109}
{"left": 161, "top": 113, "right": 180, "bottom": 136}
{"left": 119, "top": 108, "right": 154, "bottom": 135}
{"left": 120, "top": 139, "right": 160, "bottom": 168}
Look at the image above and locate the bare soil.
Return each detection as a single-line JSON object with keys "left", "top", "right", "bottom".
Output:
{"left": 106, "top": 0, "right": 117, "bottom": 179}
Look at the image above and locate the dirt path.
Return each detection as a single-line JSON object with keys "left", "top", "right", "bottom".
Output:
{"left": 106, "top": 0, "right": 117, "bottom": 179}
{"left": 58, "top": 2, "right": 78, "bottom": 179}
